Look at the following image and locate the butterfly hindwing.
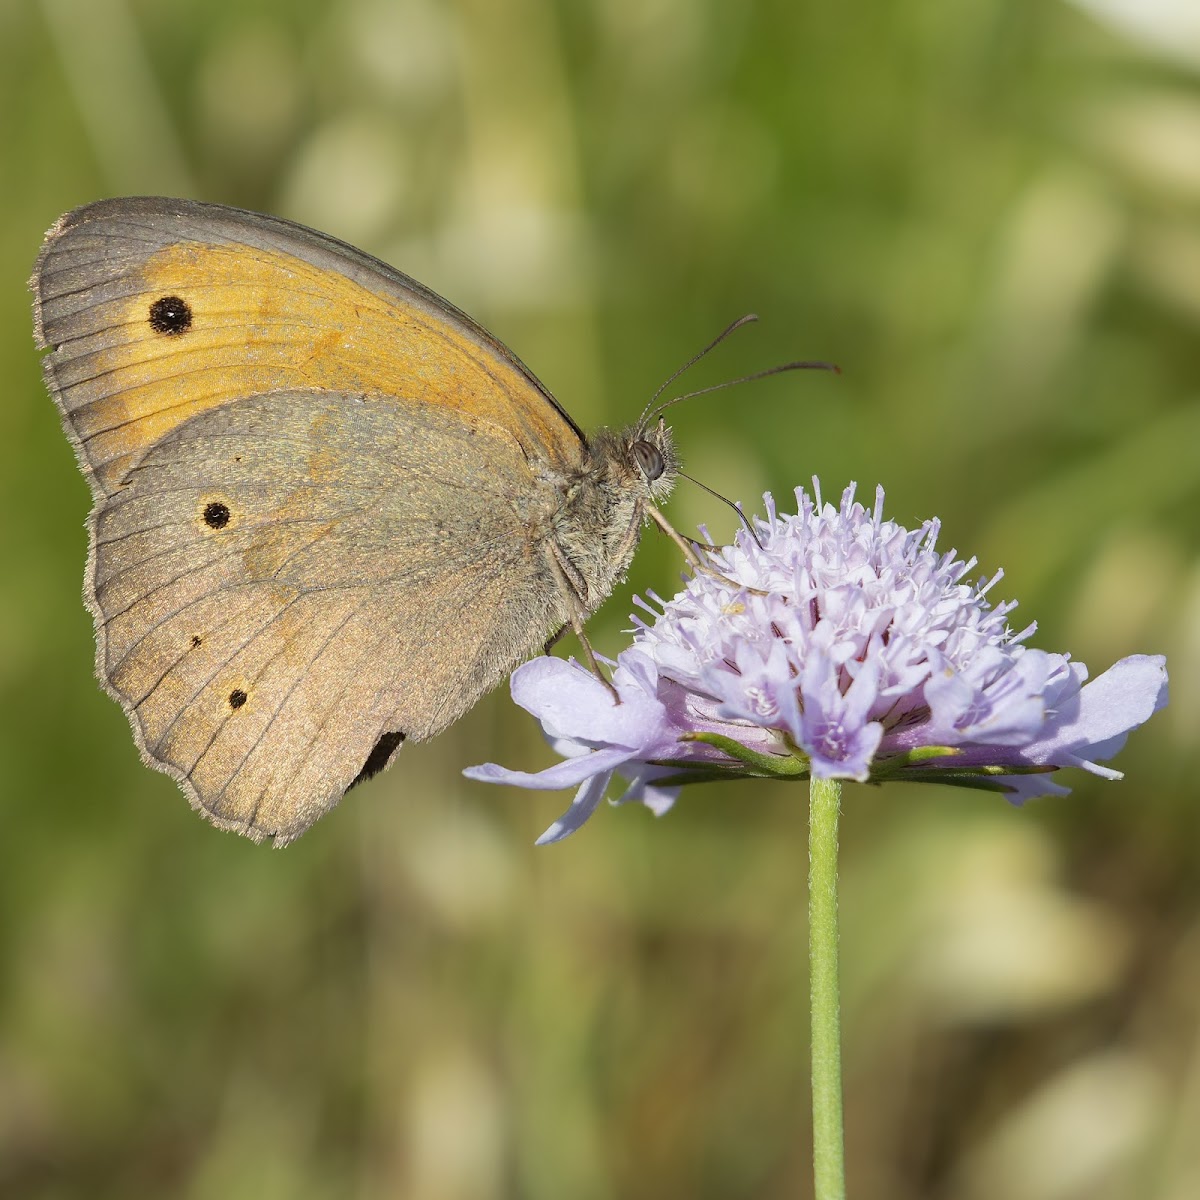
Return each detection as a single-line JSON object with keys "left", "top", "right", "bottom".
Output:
{"left": 89, "top": 390, "right": 566, "bottom": 842}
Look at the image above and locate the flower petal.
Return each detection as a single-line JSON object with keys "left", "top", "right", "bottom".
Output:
{"left": 510, "top": 656, "right": 667, "bottom": 748}
{"left": 464, "top": 745, "right": 633, "bottom": 791}
{"left": 997, "top": 772, "right": 1072, "bottom": 804}
{"left": 614, "top": 767, "right": 681, "bottom": 816}
{"left": 535, "top": 770, "right": 615, "bottom": 845}
{"left": 1022, "top": 654, "right": 1168, "bottom": 765}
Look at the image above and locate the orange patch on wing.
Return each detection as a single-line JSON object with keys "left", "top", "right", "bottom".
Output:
{"left": 60, "top": 241, "right": 578, "bottom": 491}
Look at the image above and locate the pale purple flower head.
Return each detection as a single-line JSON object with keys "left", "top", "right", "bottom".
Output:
{"left": 466, "top": 482, "right": 1168, "bottom": 843}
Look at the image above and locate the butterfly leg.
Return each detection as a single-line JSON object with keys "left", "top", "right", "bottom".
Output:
{"left": 645, "top": 505, "right": 769, "bottom": 597}
{"left": 546, "top": 543, "right": 621, "bottom": 704}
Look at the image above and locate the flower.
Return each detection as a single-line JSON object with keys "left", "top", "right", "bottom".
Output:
{"left": 465, "top": 482, "right": 1169, "bottom": 843}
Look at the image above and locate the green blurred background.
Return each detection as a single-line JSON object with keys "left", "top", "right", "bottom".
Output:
{"left": 1, "top": 1, "right": 1197, "bottom": 1197}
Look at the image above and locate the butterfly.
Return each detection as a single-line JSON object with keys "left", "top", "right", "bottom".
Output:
{"left": 32, "top": 197, "right": 681, "bottom": 844}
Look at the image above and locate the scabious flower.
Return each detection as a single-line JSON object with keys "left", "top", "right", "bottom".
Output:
{"left": 465, "top": 482, "right": 1168, "bottom": 843}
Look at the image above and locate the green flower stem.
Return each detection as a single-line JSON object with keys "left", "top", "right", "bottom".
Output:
{"left": 809, "top": 775, "right": 846, "bottom": 1200}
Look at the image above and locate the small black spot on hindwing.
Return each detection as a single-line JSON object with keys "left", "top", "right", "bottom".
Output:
{"left": 203, "top": 501, "right": 230, "bottom": 529}
{"left": 228, "top": 689, "right": 248, "bottom": 710}
{"left": 190, "top": 635, "right": 202, "bottom": 648}
{"left": 348, "top": 731, "right": 405, "bottom": 791}
{"left": 148, "top": 295, "right": 192, "bottom": 335}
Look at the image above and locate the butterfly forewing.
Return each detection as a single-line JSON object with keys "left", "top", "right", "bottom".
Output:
{"left": 32, "top": 196, "right": 585, "bottom": 495}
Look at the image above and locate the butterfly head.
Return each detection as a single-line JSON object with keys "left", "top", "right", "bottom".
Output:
{"left": 625, "top": 415, "right": 678, "bottom": 507}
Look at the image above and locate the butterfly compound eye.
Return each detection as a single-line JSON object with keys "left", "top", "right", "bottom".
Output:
{"left": 632, "top": 439, "right": 665, "bottom": 482}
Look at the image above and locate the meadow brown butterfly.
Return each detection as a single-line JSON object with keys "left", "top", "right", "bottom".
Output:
{"left": 31, "top": 197, "right": 680, "bottom": 845}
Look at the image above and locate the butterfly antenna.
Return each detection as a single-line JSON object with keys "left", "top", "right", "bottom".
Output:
{"left": 643, "top": 359, "right": 840, "bottom": 431}
{"left": 635, "top": 314, "right": 760, "bottom": 433}
{"left": 677, "top": 470, "right": 764, "bottom": 549}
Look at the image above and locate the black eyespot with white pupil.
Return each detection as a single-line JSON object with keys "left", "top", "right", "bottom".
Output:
{"left": 148, "top": 295, "right": 192, "bottom": 335}
{"left": 203, "top": 501, "right": 230, "bottom": 529}
{"left": 632, "top": 440, "right": 664, "bottom": 481}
